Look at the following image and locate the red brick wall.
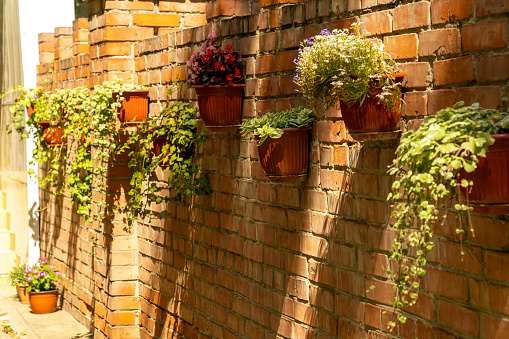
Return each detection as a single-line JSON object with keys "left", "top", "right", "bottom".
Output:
{"left": 38, "top": 1, "right": 509, "bottom": 338}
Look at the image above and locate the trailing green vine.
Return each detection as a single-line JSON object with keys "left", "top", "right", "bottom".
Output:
{"left": 121, "top": 87, "right": 210, "bottom": 229}
{"left": 386, "top": 102, "right": 509, "bottom": 328}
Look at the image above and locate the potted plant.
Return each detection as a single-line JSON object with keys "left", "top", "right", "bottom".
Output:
{"left": 187, "top": 32, "right": 244, "bottom": 126}
{"left": 386, "top": 101, "right": 508, "bottom": 328}
{"left": 241, "top": 106, "right": 314, "bottom": 182}
{"left": 294, "top": 24, "right": 405, "bottom": 136}
{"left": 9, "top": 262, "right": 29, "bottom": 304}
{"left": 121, "top": 86, "right": 210, "bottom": 229}
{"left": 25, "top": 257, "right": 62, "bottom": 314}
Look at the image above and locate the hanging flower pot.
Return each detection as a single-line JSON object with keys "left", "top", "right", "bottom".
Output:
{"left": 241, "top": 107, "right": 314, "bottom": 183}
{"left": 28, "top": 290, "right": 59, "bottom": 314}
{"left": 113, "top": 90, "right": 149, "bottom": 122}
{"left": 26, "top": 105, "right": 35, "bottom": 118}
{"left": 194, "top": 84, "right": 244, "bottom": 126}
{"left": 340, "top": 73, "right": 406, "bottom": 133}
{"left": 38, "top": 121, "right": 66, "bottom": 145}
{"left": 16, "top": 285, "right": 30, "bottom": 304}
{"left": 257, "top": 127, "right": 312, "bottom": 182}
{"left": 460, "top": 134, "right": 509, "bottom": 204}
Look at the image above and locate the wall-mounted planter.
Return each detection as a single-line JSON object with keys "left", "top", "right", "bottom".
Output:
{"left": 194, "top": 84, "right": 244, "bottom": 126}
{"left": 340, "top": 73, "right": 406, "bottom": 136}
{"left": 460, "top": 134, "right": 509, "bottom": 205}
{"left": 153, "top": 135, "right": 192, "bottom": 166}
{"left": 38, "top": 121, "right": 66, "bottom": 145}
{"left": 27, "top": 105, "right": 35, "bottom": 118}
{"left": 257, "top": 127, "right": 311, "bottom": 183}
{"left": 28, "top": 290, "right": 59, "bottom": 314}
{"left": 113, "top": 90, "right": 149, "bottom": 122}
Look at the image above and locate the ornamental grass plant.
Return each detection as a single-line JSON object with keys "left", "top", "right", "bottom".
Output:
{"left": 294, "top": 23, "right": 401, "bottom": 111}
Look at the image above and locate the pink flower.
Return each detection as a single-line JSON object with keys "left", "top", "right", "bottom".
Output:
{"left": 26, "top": 276, "right": 33, "bottom": 282}
{"left": 207, "top": 32, "right": 217, "bottom": 40}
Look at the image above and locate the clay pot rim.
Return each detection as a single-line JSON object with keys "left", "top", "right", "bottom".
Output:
{"left": 278, "top": 127, "right": 312, "bottom": 132}
{"left": 28, "top": 289, "right": 59, "bottom": 295}
{"left": 371, "top": 72, "right": 407, "bottom": 79}
{"left": 193, "top": 84, "right": 245, "bottom": 89}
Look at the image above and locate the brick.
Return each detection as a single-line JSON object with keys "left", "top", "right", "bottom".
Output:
{"left": 478, "top": 53, "right": 509, "bottom": 82}
{"left": 426, "top": 267, "right": 468, "bottom": 301}
{"left": 103, "top": 12, "right": 130, "bottom": 27}
{"left": 103, "top": 27, "right": 154, "bottom": 42}
{"left": 160, "top": 1, "right": 207, "bottom": 12}
{"left": 427, "top": 89, "right": 455, "bottom": 115}
{"left": 434, "top": 56, "right": 475, "bottom": 86}
{"left": 419, "top": 28, "right": 461, "bottom": 57}
{"left": 184, "top": 14, "right": 206, "bottom": 28}
{"left": 383, "top": 34, "right": 418, "bottom": 60}
{"left": 255, "top": 55, "right": 274, "bottom": 75}
{"left": 259, "top": 32, "right": 278, "bottom": 53}
{"left": 397, "top": 62, "right": 431, "bottom": 88}
{"left": 483, "top": 314, "right": 509, "bottom": 339}
{"left": 455, "top": 86, "right": 500, "bottom": 109}
{"left": 477, "top": 0, "right": 509, "bottom": 16}
{"left": 438, "top": 301, "right": 478, "bottom": 336}
{"left": 239, "top": 36, "right": 259, "bottom": 55}
{"left": 105, "top": 0, "right": 154, "bottom": 11}
{"left": 402, "top": 91, "right": 427, "bottom": 116}
{"left": 258, "top": 77, "right": 280, "bottom": 97}
{"left": 393, "top": 2, "right": 431, "bottom": 31}
{"left": 133, "top": 14, "right": 180, "bottom": 27}
{"left": 55, "top": 26, "right": 72, "bottom": 36}
{"left": 360, "top": 10, "right": 392, "bottom": 36}
{"left": 431, "top": 0, "right": 474, "bottom": 24}
{"left": 471, "top": 279, "right": 509, "bottom": 314}
{"left": 486, "top": 250, "right": 509, "bottom": 281}
{"left": 315, "top": 120, "right": 346, "bottom": 143}
{"left": 440, "top": 240, "right": 483, "bottom": 274}
{"left": 275, "top": 50, "right": 298, "bottom": 72}
{"left": 462, "top": 20, "right": 508, "bottom": 51}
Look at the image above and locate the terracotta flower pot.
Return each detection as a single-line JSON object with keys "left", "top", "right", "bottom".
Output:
{"left": 38, "top": 121, "right": 66, "bottom": 145}
{"left": 27, "top": 105, "right": 35, "bottom": 118}
{"left": 460, "top": 134, "right": 509, "bottom": 204}
{"left": 256, "top": 127, "right": 312, "bottom": 181}
{"left": 153, "top": 135, "right": 192, "bottom": 163}
{"left": 340, "top": 73, "right": 406, "bottom": 133}
{"left": 194, "top": 84, "right": 244, "bottom": 126}
{"left": 28, "top": 290, "right": 59, "bottom": 314}
{"left": 16, "top": 285, "right": 30, "bottom": 304}
{"left": 113, "top": 90, "right": 149, "bottom": 122}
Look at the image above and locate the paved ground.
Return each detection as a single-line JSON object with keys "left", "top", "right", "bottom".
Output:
{"left": 0, "top": 286, "right": 92, "bottom": 339}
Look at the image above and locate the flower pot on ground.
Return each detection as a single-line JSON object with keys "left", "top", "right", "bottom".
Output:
{"left": 187, "top": 32, "right": 244, "bottom": 127}
{"left": 25, "top": 257, "right": 62, "bottom": 314}
{"left": 28, "top": 290, "right": 59, "bottom": 314}
{"left": 38, "top": 121, "right": 66, "bottom": 145}
{"left": 16, "top": 285, "right": 30, "bottom": 304}
{"left": 241, "top": 107, "right": 314, "bottom": 182}
{"left": 113, "top": 90, "right": 149, "bottom": 122}
{"left": 386, "top": 102, "right": 509, "bottom": 328}
{"left": 9, "top": 262, "right": 29, "bottom": 304}
{"left": 294, "top": 24, "right": 404, "bottom": 135}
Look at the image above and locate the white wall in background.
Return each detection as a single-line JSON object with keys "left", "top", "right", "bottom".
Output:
{"left": 18, "top": 0, "right": 74, "bottom": 265}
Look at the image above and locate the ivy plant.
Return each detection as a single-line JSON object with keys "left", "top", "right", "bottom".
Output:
{"left": 386, "top": 101, "right": 509, "bottom": 328}
{"left": 121, "top": 88, "right": 210, "bottom": 229}
{"left": 240, "top": 106, "right": 314, "bottom": 145}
